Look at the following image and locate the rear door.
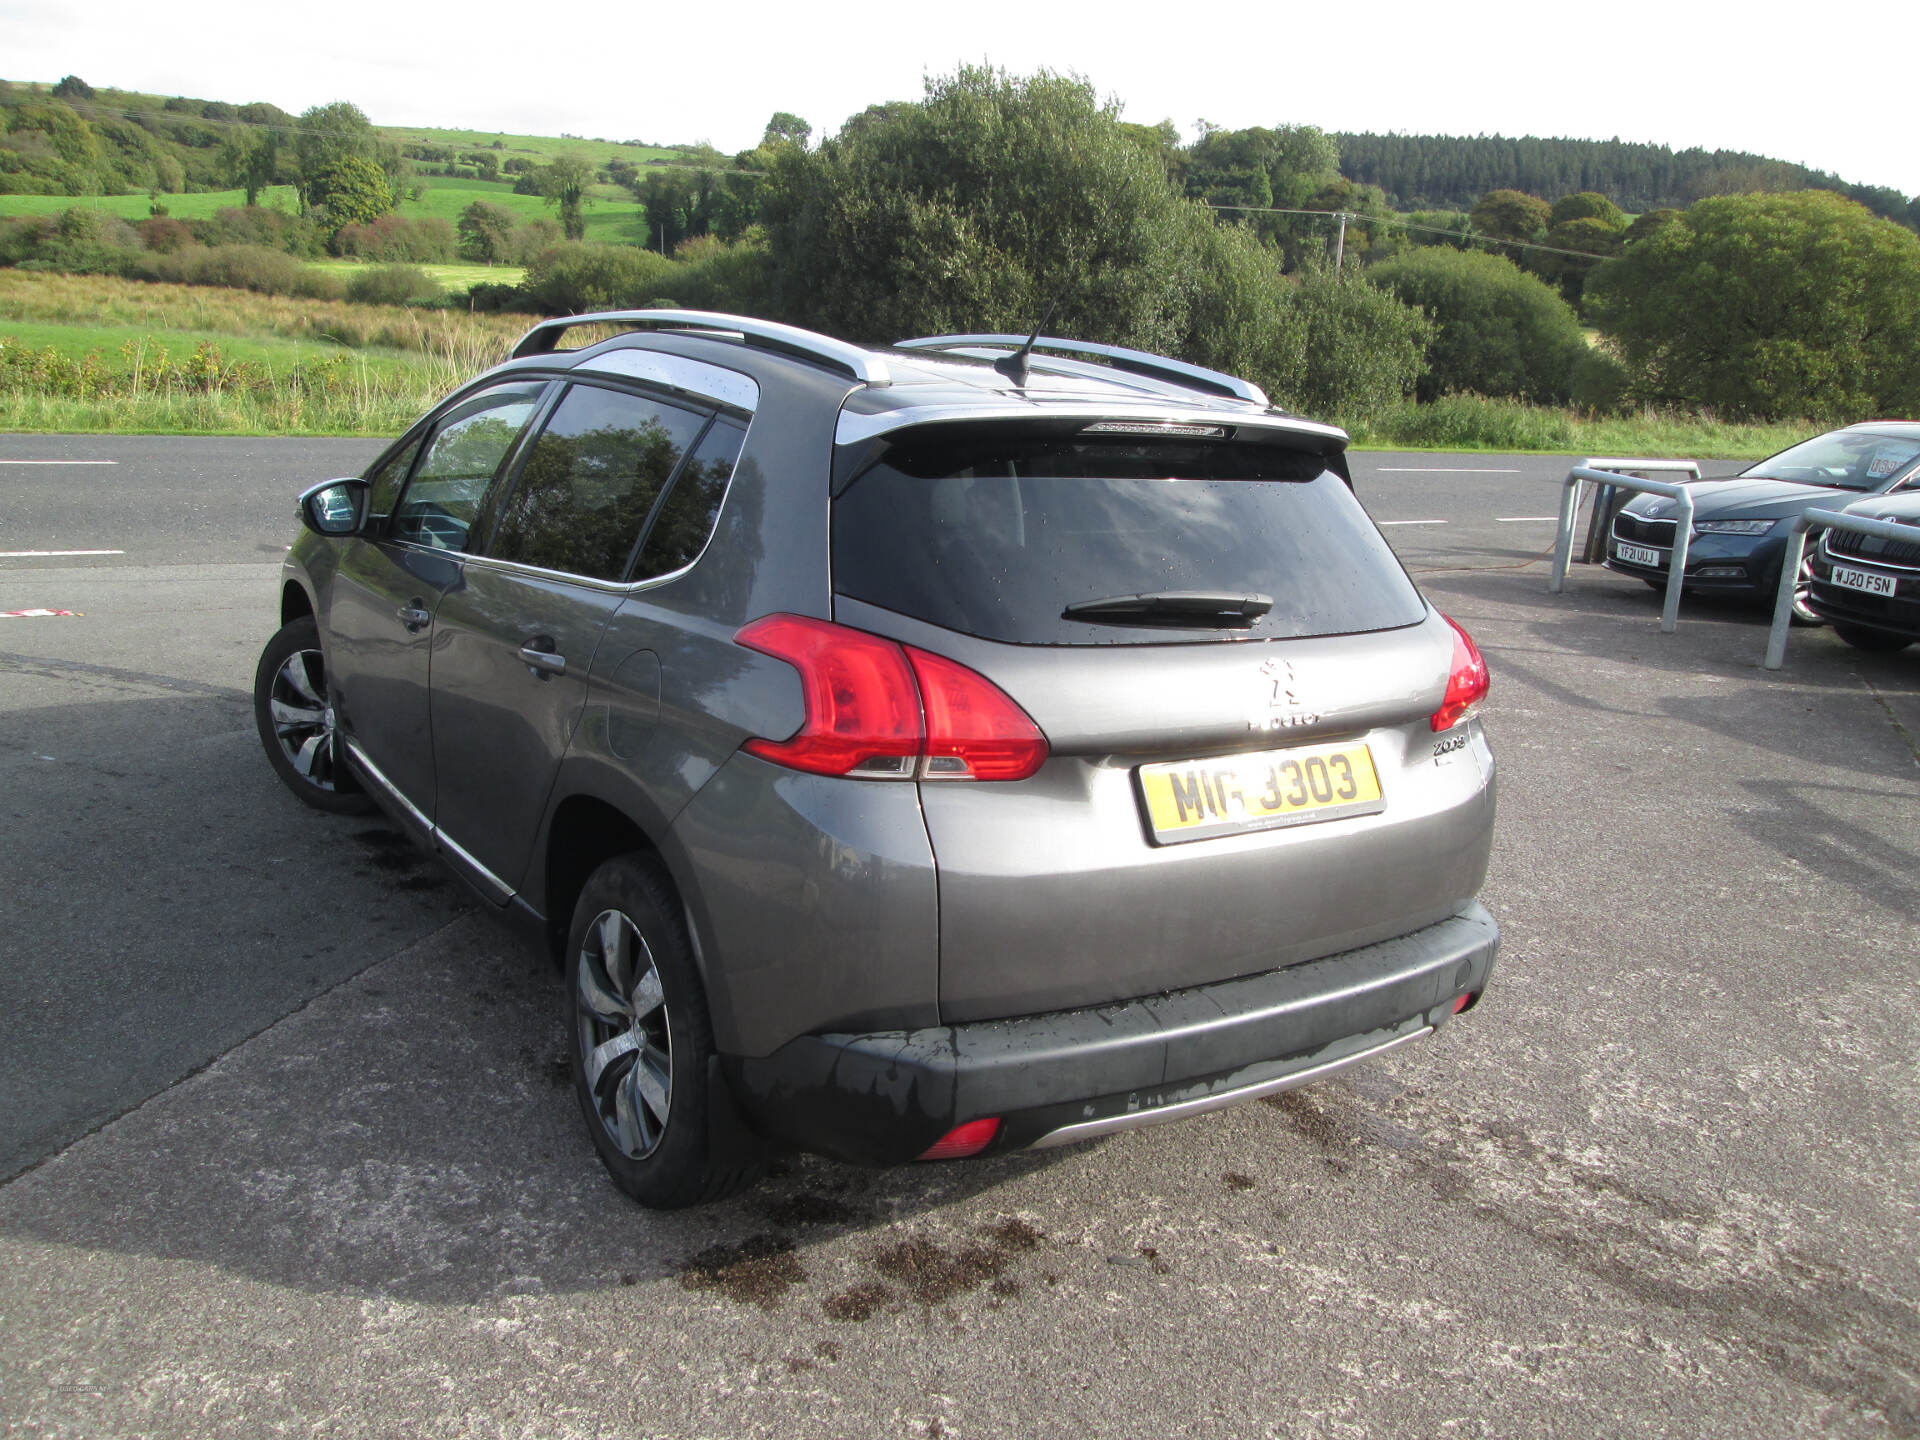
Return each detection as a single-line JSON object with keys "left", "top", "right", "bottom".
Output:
{"left": 829, "top": 425, "right": 1496, "bottom": 1020}
{"left": 426, "top": 380, "right": 716, "bottom": 893}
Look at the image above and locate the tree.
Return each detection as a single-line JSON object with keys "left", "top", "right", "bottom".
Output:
{"left": 458, "top": 200, "right": 519, "bottom": 263}
{"left": 1533, "top": 215, "right": 1624, "bottom": 301}
{"left": 761, "top": 67, "right": 1207, "bottom": 350}
{"left": 1586, "top": 191, "right": 1920, "bottom": 419}
{"left": 1183, "top": 123, "right": 1341, "bottom": 253}
{"left": 1470, "top": 189, "right": 1550, "bottom": 243}
{"left": 761, "top": 112, "right": 811, "bottom": 150}
{"left": 533, "top": 154, "right": 595, "bottom": 240}
{"left": 759, "top": 67, "right": 1429, "bottom": 418}
{"left": 292, "top": 102, "right": 400, "bottom": 213}
{"left": 1369, "top": 248, "right": 1589, "bottom": 404}
{"left": 307, "top": 156, "right": 394, "bottom": 227}
{"left": 1549, "top": 191, "right": 1625, "bottom": 230}
{"left": 51, "top": 76, "right": 94, "bottom": 101}
{"left": 219, "top": 127, "right": 282, "bottom": 206}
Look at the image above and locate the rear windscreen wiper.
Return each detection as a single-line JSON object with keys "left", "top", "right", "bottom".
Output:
{"left": 1062, "top": 591, "right": 1274, "bottom": 628}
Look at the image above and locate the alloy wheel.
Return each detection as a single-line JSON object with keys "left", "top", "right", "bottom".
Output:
{"left": 576, "top": 909, "right": 674, "bottom": 1159}
{"left": 267, "top": 647, "right": 350, "bottom": 792}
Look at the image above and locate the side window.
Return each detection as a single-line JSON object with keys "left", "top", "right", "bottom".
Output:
{"left": 488, "top": 384, "right": 706, "bottom": 581}
{"left": 391, "top": 382, "right": 546, "bottom": 552}
{"left": 364, "top": 432, "right": 423, "bottom": 522}
{"left": 635, "top": 417, "right": 747, "bottom": 579}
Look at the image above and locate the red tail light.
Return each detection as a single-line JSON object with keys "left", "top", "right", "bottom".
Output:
{"left": 1429, "top": 614, "right": 1489, "bottom": 732}
{"left": 906, "top": 646, "right": 1050, "bottom": 781}
{"left": 737, "top": 614, "right": 1048, "bottom": 781}
{"left": 918, "top": 1117, "right": 1002, "bottom": 1160}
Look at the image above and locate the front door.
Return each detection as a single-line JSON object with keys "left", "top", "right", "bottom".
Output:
{"left": 325, "top": 379, "right": 550, "bottom": 822}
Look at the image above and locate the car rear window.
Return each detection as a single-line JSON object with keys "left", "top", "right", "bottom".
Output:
{"left": 832, "top": 434, "right": 1425, "bottom": 644}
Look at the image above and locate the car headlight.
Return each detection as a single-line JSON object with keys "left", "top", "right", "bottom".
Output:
{"left": 1691, "top": 519, "right": 1777, "bottom": 535}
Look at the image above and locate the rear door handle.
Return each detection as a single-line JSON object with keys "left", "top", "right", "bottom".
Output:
{"left": 518, "top": 640, "right": 567, "bottom": 677}
{"left": 396, "top": 601, "right": 431, "bottom": 630}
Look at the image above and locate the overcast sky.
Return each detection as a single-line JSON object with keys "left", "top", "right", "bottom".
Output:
{"left": 9, "top": 0, "right": 1916, "bottom": 197}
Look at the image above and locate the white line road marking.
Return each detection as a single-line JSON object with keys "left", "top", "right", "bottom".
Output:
{"left": 0, "top": 459, "right": 118, "bottom": 466}
{"left": 0, "top": 549, "right": 126, "bottom": 557}
{"left": 1, "top": 608, "right": 79, "bottom": 618}
{"left": 1377, "top": 519, "right": 1448, "bottom": 526}
{"left": 1494, "top": 517, "right": 1558, "bottom": 523}
{"left": 1376, "top": 467, "right": 1522, "bottom": 473}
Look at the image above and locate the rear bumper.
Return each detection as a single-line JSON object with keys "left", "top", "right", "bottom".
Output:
{"left": 725, "top": 901, "right": 1499, "bottom": 1165}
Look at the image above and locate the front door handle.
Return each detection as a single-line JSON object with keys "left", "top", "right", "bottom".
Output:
{"left": 396, "top": 600, "right": 432, "bottom": 630}
{"left": 518, "top": 639, "right": 567, "bottom": 677}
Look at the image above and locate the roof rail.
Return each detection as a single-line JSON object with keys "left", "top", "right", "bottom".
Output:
{"left": 897, "top": 334, "right": 1268, "bottom": 408}
{"left": 510, "top": 310, "right": 891, "bottom": 387}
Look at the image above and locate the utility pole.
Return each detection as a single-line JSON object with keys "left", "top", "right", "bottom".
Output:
{"left": 1333, "top": 212, "right": 1348, "bottom": 274}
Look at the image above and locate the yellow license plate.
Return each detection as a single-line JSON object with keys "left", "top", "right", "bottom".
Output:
{"left": 1138, "top": 741, "right": 1385, "bottom": 845}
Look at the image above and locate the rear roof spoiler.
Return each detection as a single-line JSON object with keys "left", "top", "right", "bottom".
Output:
{"left": 897, "top": 334, "right": 1270, "bottom": 409}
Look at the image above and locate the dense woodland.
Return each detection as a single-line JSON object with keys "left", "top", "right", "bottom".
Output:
{"left": 1332, "top": 131, "right": 1918, "bottom": 229}
{"left": 5, "top": 70, "right": 1920, "bottom": 427}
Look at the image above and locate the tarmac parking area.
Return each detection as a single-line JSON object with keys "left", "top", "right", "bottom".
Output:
{"left": 2, "top": 437, "right": 1915, "bottom": 1438}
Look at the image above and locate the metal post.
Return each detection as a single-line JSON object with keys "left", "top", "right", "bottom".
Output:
{"left": 1764, "top": 523, "right": 1811, "bottom": 671}
{"left": 1551, "top": 465, "right": 1700, "bottom": 633}
{"left": 1762, "top": 506, "right": 1918, "bottom": 669}
{"left": 1549, "top": 475, "right": 1581, "bottom": 593}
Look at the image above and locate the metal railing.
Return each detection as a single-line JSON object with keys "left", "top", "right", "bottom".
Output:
{"left": 1763, "top": 508, "right": 1917, "bottom": 668}
{"left": 1549, "top": 460, "right": 1703, "bottom": 633}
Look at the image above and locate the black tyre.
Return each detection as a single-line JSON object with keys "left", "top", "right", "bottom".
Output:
{"left": 567, "top": 854, "right": 759, "bottom": 1208}
{"left": 253, "top": 616, "right": 373, "bottom": 814}
{"left": 1833, "top": 623, "right": 1913, "bottom": 653}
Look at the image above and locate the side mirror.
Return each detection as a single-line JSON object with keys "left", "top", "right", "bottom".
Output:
{"left": 298, "top": 478, "right": 368, "bottom": 537}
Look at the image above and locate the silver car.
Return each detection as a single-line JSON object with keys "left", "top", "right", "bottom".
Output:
{"left": 254, "top": 312, "right": 1499, "bottom": 1207}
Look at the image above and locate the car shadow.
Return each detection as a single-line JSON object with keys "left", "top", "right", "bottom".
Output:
{"left": 0, "top": 894, "right": 1078, "bottom": 1306}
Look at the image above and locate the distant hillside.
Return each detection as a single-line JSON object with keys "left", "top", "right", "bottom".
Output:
{"left": 0, "top": 77, "right": 702, "bottom": 197}
{"left": 1335, "top": 132, "right": 1916, "bottom": 227}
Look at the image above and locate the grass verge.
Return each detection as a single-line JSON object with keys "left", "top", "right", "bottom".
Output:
{"left": 1348, "top": 394, "right": 1807, "bottom": 460}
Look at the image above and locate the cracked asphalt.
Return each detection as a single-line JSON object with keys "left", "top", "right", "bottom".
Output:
{"left": 1, "top": 437, "right": 1915, "bottom": 1438}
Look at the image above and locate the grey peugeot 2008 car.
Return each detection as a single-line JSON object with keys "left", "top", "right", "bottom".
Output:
{"left": 254, "top": 311, "right": 1499, "bottom": 1208}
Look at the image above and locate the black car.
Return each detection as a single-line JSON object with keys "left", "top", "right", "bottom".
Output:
{"left": 1606, "top": 423, "right": 1920, "bottom": 616}
{"left": 1806, "top": 492, "right": 1920, "bottom": 652}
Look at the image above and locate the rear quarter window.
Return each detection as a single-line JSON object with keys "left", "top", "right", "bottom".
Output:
{"left": 832, "top": 434, "right": 1425, "bottom": 644}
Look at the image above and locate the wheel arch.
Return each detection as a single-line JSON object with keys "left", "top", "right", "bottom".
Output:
{"left": 538, "top": 784, "right": 709, "bottom": 981}
{"left": 281, "top": 578, "right": 316, "bottom": 628}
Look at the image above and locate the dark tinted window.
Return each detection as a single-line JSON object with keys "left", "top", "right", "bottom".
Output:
{"left": 489, "top": 385, "right": 706, "bottom": 580}
{"left": 635, "top": 417, "right": 746, "bottom": 578}
{"left": 833, "top": 436, "right": 1425, "bottom": 644}
{"left": 392, "top": 382, "right": 546, "bottom": 551}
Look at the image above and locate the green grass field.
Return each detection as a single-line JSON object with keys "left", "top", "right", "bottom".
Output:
{"left": 1, "top": 318, "right": 428, "bottom": 380}
{"left": 383, "top": 126, "right": 684, "bottom": 169}
{"left": 304, "top": 259, "right": 528, "bottom": 289}
{"left": 387, "top": 177, "right": 650, "bottom": 244}
{"left": 0, "top": 186, "right": 302, "bottom": 220}
{"left": 0, "top": 177, "right": 653, "bottom": 249}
